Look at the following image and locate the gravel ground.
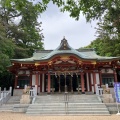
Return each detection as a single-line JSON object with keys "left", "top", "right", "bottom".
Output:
{"left": 0, "top": 112, "right": 120, "bottom": 120}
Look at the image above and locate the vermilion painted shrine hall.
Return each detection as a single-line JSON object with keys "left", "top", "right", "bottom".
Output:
{"left": 8, "top": 38, "right": 120, "bottom": 94}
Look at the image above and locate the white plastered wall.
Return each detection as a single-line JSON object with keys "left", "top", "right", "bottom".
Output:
{"left": 91, "top": 73, "right": 94, "bottom": 92}
{"left": 32, "top": 75, "right": 36, "bottom": 86}
{"left": 32, "top": 74, "right": 40, "bottom": 93}
{"left": 96, "top": 73, "right": 100, "bottom": 85}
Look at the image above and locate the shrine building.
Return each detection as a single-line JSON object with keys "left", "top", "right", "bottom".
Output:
{"left": 8, "top": 38, "right": 120, "bottom": 94}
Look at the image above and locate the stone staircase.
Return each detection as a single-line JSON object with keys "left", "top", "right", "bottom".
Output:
{"left": 26, "top": 94, "right": 110, "bottom": 115}
{"left": 0, "top": 96, "right": 20, "bottom": 112}
{"left": 0, "top": 104, "right": 13, "bottom": 112}
{"left": 6, "top": 96, "right": 21, "bottom": 104}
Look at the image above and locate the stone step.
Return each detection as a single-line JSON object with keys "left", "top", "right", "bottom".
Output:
{"left": 6, "top": 96, "right": 21, "bottom": 104}
{"left": 0, "top": 104, "right": 13, "bottom": 112}
{"left": 27, "top": 108, "right": 108, "bottom": 112}
{"left": 28, "top": 106, "right": 107, "bottom": 109}
{"left": 35, "top": 98, "right": 100, "bottom": 100}
{"left": 26, "top": 95, "right": 110, "bottom": 115}
{"left": 26, "top": 113, "right": 110, "bottom": 116}
{"left": 33, "top": 102, "right": 104, "bottom": 105}
{"left": 26, "top": 111, "right": 110, "bottom": 115}
{"left": 36, "top": 96, "right": 98, "bottom": 98}
{"left": 35, "top": 98, "right": 99, "bottom": 100}
{"left": 29, "top": 104, "right": 106, "bottom": 107}
{"left": 35, "top": 101, "right": 100, "bottom": 103}
{"left": 36, "top": 97, "right": 99, "bottom": 100}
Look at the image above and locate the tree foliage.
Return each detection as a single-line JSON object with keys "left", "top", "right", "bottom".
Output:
{"left": 0, "top": 20, "right": 15, "bottom": 72}
{"left": 85, "top": 38, "right": 120, "bottom": 57}
{"left": 0, "top": 0, "right": 45, "bottom": 88}
{"left": 0, "top": 0, "right": 44, "bottom": 59}
{"left": 4, "top": 0, "right": 120, "bottom": 21}
{"left": 0, "top": 71, "right": 14, "bottom": 90}
{"left": 6, "top": 0, "right": 120, "bottom": 21}
{"left": 85, "top": 6, "right": 120, "bottom": 57}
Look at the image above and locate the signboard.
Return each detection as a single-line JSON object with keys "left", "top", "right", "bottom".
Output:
{"left": 114, "top": 83, "right": 120, "bottom": 103}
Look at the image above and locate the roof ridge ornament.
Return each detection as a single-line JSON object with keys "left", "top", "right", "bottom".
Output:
{"left": 57, "top": 37, "right": 72, "bottom": 50}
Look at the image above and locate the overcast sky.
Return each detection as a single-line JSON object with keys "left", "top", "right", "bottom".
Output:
{"left": 39, "top": 2, "right": 97, "bottom": 50}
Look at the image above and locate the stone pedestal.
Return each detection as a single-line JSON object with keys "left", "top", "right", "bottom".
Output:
{"left": 20, "top": 94, "right": 31, "bottom": 104}
{"left": 103, "top": 88, "right": 110, "bottom": 94}
{"left": 102, "top": 94, "right": 114, "bottom": 103}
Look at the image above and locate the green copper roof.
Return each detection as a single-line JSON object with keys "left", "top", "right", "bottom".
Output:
{"left": 11, "top": 38, "right": 120, "bottom": 62}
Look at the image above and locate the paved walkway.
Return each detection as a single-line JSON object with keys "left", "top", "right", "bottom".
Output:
{"left": 0, "top": 112, "right": 120, "bottom": 120}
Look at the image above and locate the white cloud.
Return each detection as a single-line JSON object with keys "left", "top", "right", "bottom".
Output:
{"left": 39, "top": 2, "right": 97, "bottom": 50}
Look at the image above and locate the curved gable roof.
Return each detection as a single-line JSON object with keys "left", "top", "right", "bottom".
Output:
{"left": 11, "top": 38, "right": 120, "bottom": 62}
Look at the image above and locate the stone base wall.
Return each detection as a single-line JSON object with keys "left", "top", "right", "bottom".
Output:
{"left": 13, "top": 89, "right": 23, "bottom": 96}
{"left": 105, "top": 103, "right": 120, "bottom": 114}
{"left": 13, "top": 104, "right": 29, "bottom": 113}
{"left": 20, "top": 94, "right": 31, "bottom": 104}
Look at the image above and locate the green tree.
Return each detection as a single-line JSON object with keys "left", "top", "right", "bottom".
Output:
{"left": 0, "top": 19, "right": 15, "bottom": 72}
{"left": 0, "top": 0, "right": 44, "bottom": 59}
{"left": 85, "top": 38, "right": 120, "bottom": 57}
{"left": 4, "top": 0, "right": 120, "bottom": 21}
{"left": 0, "top": 0, "right": 45, "bottom": 89}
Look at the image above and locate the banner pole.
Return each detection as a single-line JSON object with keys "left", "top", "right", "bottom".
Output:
{"left": 114, "top": 82, "right": 120, "bottom": 115}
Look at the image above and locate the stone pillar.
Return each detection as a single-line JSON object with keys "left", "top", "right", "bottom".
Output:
{"left": 48, "top": 73, "right": 51, "bottom": 93}
{"left": 4, "top": 88, "right": 6, "bottom": 97}
{"left": 114, "top": 71, "right": 117, "bottom": 82}
{"left": 81, "top": 72, "right": 85, "bottom": 94}
{"left": 35, "top": 85, "right": 37, "bottom": 96}
{"left": 9, "top": 87, "right": 12, "bottom": 94}
{"left": 93, "top": 72, "right": 96, "bottom": 94}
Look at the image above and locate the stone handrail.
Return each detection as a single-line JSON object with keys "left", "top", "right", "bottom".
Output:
{"left": 23, "top": 85, "right": 37, "bottom": 97}
{"left": 0, "top": 87, "right": 12, "bottom": 105}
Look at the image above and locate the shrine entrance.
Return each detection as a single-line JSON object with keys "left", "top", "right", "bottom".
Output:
{"left": 60, "top": 75, "right": 74, "bottom": 92}
{"left": 50, "top": 73, "right": 87, "bottom": 93}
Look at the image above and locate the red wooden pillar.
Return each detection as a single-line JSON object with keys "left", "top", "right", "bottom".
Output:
{"left": 40, "top": 74, "right": 42, "bottom": 92}
{"left": 114, "top": 71, "right": 117, "bottom": 82}
{"left": 30, "top": 73, "right": 32, "bottom": 87}
{"left": 36, "top": 74, "right": 39, "bottom": 93}
{"left": 81, "top": 72, "right": 85, "bottom": 94}
{"left": 14, "top": 75, "right": 18, "bottom": 88}
{"left": 93, "top": 72, "right": 96, "bottom": 94}
{"left": 99, "top": 71, "right": 102, "bottom": 87}
{"left": 48, "top": 73, "right": 51, "bottom": 93}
